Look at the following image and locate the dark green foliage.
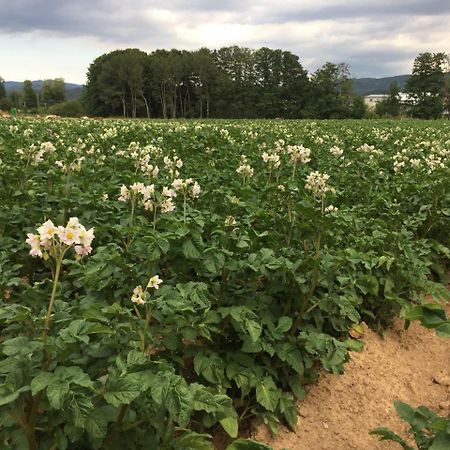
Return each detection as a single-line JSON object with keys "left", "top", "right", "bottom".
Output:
{"left": 0, "top": 118, "right": 448, "bottom": 449}
{"left": 406, "top": 52, "right": 448, "bottom": 119}
{"left": 48, "top": 100, "right": 86, "bottom": 117}
{"left": 371, "top": 401, "right": 450, "bottom": 449}
{"left": 376, "top": 82, "right": 401, "bottom": 117}
{"left": 0, "top": 76, "right": 6, "bottom": 100}
{"left": 22, "top": 80, "right": 37, "bottom": 110}
{"left": 40, "top": 78, "right": 66, "bottom": 107}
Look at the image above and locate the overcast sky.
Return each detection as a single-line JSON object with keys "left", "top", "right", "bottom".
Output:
{"left": 1, "top": 0, "right": 449, "bottom": 83}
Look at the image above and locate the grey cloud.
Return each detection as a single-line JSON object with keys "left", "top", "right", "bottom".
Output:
{"left": 0, "top": 0, "right": 174, "bottom": 42}
{"left": 0, "top": 0, "right": 448, "bottom": 77}
{"left": 262, "top": 0, "right": 450, "bottom": 24}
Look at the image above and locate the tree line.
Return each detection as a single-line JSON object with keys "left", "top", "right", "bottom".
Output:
{"left": 376, "top": 52, "right": 450, "bottom": 119}
{"left": 1, "top": 48, "right": 448, "bottom": 119}
{"left": 85, "top": 47, "right": 366, "bottom": 119}
{"left": 0, "top": 79, "right": 68, "bottom": 111}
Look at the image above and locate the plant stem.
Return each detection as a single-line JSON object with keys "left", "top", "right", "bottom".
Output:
{"left": 102, "top": 404, "right": 130, "bottom": 449}
{"left": 292, "top": 233, "right": 322, "bottom": 333}
{"left": 42, "top": 255, "right": 63, "bottom": 341}
{"left": 153, "top": 202, "right": 157, "bottom": 231}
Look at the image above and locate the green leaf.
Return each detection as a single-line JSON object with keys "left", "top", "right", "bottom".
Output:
{"left": 55, "top": 428, "right": 68, "bottom": 450}
{"left": 166, "top": 384, "right": 193, "bottom": 427}
{"left": 246, "top": 319, "right": 262, "bottom": 343}
{"left": 369, "top": 428, "right": 414, "bottom": 450}
{"left": 69, "top": 396, "right": 93, "bottom": 428}
{"left": 31, "top": 372, "right": 53, "bottom": 395}
{"left": 226, "top": 439, "right": 273, "bottom": 450}
{"left": 288, "top": 376, "right": 305, "bottom": 400}
{"left": 220, "top": 415, "right": 239, "bottom": 438}
{"left": 2, "top": 336, "right": 42, "bottom": 357}
{"left": 86, "top": 407, "right": 111, "bottom": 440}
{"left": 394, "top": 401, "right": 415, "bottom": 423}
{"left": 47, "top": 380, "right": 70, "bottom": 409}
{"left": 54, "top": 366, "right": 94, "bottom": 389}
{"left": 0, "top": 384, "right": 30, "bottom": 406}
{"left": 59, "top": 319, "right": 91, "bottom": 343}
{"left": 276, "top": 343, "right": 304, "bottom": 375}
{"left": 429, "top": 433, "right": 450, "bottom": 450}
{"left": 275, "top": 317, "right": 293, "bottom": 334}
{"left": 182, "top": 239, "right": 201, "bottom": 259}
{"left": 194, "top": 351, "right": 225, "bottom": 384}
{"left": 127, "top": 350, "right": 148, "bottom": 367}
{"left": 173, "top": 431, "right": 213, "bottom": 450}
{"left": 344, "top": 339, "right": 365, "bottom": 352}
{"left": 104, "top": 377, "right": 141, "bottom": 407}
{"left": 256, "top": 377, "right": 279, "bottom": 412}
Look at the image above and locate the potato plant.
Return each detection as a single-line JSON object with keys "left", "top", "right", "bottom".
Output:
{"left": 0, "top": 118, "right": 449, "bottom": 449}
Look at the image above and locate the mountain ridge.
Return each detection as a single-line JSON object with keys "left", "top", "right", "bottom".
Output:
{"left": 4, "top": 75, "right": 412, "bottom": 98}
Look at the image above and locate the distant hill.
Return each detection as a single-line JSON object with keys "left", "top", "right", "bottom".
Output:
{"left": 4, "top": 80, "right": 85, "bottom": 100}
{"left": 2, "top": 73, "right": 443, "bottom": 100}
{"left": 352, "top": 75, "right": 410, "bottom": 96}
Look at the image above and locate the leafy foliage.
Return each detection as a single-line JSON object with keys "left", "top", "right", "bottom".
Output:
{"left": 370, "top": 401, "right": 450, "bottom": 450}
{"left": 0, "top": 117, "right": 448, "bottom": 449}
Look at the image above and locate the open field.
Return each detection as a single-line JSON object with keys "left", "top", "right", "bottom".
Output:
{"left": 0, "top": 118, "right": 449, "bottom": 449}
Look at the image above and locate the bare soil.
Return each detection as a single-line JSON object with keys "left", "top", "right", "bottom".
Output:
{"left": 254, "top": 312, "right": 450, "bottom": 450}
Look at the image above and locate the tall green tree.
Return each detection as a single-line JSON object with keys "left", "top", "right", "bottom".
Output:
{"left": 406, "top": 52, "right": 448, "bottom": 118}
{"left": 309, "top": 62, "right": 353, "bottom": 118}
{"left": 8, "top": 90, "right": 21, "bottom": 108}
{"left": 22, "top": 80, "right": 37, "bottom": 109}
{"left": 376, "top": 82, "right": 401, "bottom": 117}
{"left": 41, "top": 78, "right": 66, "bottom": 107}
{"left": 0, "top": 76, "right": 6, "bottom": 100}
{"left": 0, "top": 76, "right": 13, "bottom": 110}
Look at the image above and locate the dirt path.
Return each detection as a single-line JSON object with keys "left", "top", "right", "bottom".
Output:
{"left": 254, "top": 314, "right": 450, "bottom": 450}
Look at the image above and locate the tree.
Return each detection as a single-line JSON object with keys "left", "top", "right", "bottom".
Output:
{"left": 376, "top": 82, "right": 401, "bottom": 117}
{"left": 41, "top": 79, "right": 66, "bottom": 107}
{"left": 48, "top": 100, "right": 85, "bottom": 117}
{"left": 9, "top": 90, "right": 21, "bottom": 108}
{"left": 0, "top": 76, "right": 12, "bottom": 110}
{"left": 0, "top": 76, "right": 5, "bottom": 100}
{"left": 309, "top": 62, "right": 354, "bottom": 118}
{"left": 22, "top": 80, "right": 37, "bottom": 109}
{"left": 443, "top": 75, "right": 450, "bottom": 116}
{"left": 406, "top": 52, "right": 448, "bottom": 118}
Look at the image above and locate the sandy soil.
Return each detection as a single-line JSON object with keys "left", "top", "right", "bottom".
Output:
{"left": 254, "top": 313, "right": 450, "bottom": 450}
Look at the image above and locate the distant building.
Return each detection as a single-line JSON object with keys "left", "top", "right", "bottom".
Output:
{"left": 364, "top": 94, "right": 388, "bottom": 109}
{"left": 364, "top": 92, "right": 417, "bottom": 110}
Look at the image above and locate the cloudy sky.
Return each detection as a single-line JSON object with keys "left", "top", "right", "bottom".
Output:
{"left": 1, "top": 0, "right": 449, "bottom": 83}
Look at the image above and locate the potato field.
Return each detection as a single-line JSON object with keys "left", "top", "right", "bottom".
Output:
{"left": 0, "top": 118, "right": 449, "bottom": 449}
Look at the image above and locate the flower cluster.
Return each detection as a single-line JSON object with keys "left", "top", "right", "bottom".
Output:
{"left": 324, "top": 205, "right": 339, "bottom": 214}
{"left": 236, "top": 155, "right": 254, "bottom": 179}
{"left": 55, "top": 156, "right": 85, "bottom": 173}
{"left": 17, "top": 141, "right": 56, "bottom": 165}
{"left": 392, "top": 151, "right": 409, "bottom": 174}
{"left": 356, "top": 143, "right": 384, "bottom": 159}
{"left": 131, "top": 275, "right": 163, "bottom": 305}
{"left": 305, "top": 171, "right": 332, "bottom": 197}
{"left": 118, "top": 182, "right": 154, "bottom": 203}
{"left": 329, "top": 146, "right": 344, "bottom": 158}
{"left": 164, "top": 155, "right": 183, "bottom": 179}
{"left": 286, "top": 144, "right": 311, "bottom": 165}
{"left": 139, "top": 154, "right": 160, "bottom": 178}
{"left": 100, "top": 127, "right": 118, "bottom": 140}
{"left": 225, "top": 216, "right": 237, "bottom": 226}
{"left": 118, "top": 182, "right": 176, "bottom": 214}
{"left": 424, "top": 154, "right": 445, "bottom": 173}
{"left": 172, "top": 178, "right": 201, "bottom": 199}
{"left": 26, "top": 218, "right": 94, "bottom": 259}
{"left": 261, "top": 151, "right": 281, "bottom": 169}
